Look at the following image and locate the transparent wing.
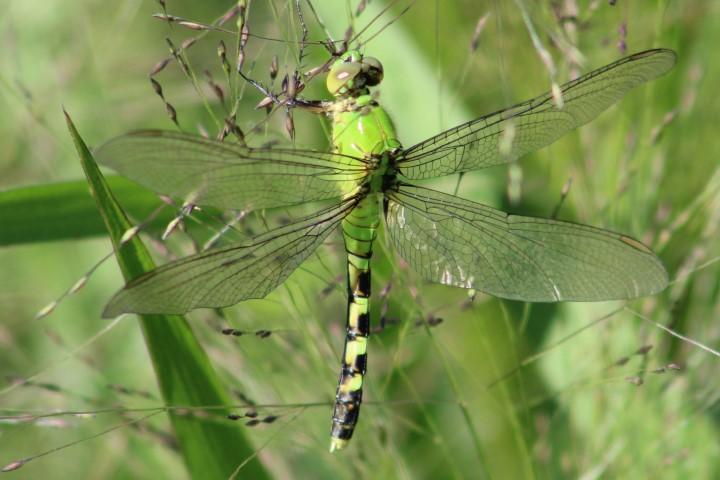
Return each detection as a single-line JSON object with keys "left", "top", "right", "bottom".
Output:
{"left": 95, "top": 130, "right": 366, "bottom": 211}
{"left": 398, "top": 49, "right": 676, "bottom": 180}
{"left": 385, "top": 185, "right": 668, "bottom": 302}
{"left": 103, "top": 198, "right": 357, "bottom": 317}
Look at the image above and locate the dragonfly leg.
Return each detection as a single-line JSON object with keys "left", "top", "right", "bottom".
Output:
{"left": 238, "top": 70, "right": 332, "bottom": 114}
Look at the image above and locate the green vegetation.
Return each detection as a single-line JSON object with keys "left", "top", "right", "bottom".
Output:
{"left": 1, "top": 1, "right": 718, "bottom": 478}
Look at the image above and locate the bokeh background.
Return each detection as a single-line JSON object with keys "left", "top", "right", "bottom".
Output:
{"left": 1, "top": 0, "right": 719, "bottom": 478}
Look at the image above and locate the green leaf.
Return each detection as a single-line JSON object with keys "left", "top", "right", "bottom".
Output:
{"left": 64, "top": 111, "right": 270, "bottom": 480}
{"left": 0, "top": 176, "right": 174, "bottom": 246}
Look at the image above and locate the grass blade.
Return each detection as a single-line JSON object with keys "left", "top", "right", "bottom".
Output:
{"left": 64, "top": 110, "right": 270, "bottom": 480}
{"left": 0, "top": 177, "right": 173, "bottom": 246}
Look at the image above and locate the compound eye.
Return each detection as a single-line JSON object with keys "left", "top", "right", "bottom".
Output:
{"left": 326, "top": 62, "right": 362, "bottom": 96}
{"left": 362, "top": 56, "right": 384, "bottom": 86}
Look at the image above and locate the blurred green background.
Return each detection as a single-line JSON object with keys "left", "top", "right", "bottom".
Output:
{"left": 1, "top": 0, "right": 719, "bottom": 478}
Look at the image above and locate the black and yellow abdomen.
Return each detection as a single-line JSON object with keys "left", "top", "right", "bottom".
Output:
{"left": 329, "top": 92, "right": 401, "bottom": 451}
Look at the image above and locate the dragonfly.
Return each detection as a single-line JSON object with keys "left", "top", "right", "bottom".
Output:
{"left": 96, "top": 47, "right": 675, "bottom": 452}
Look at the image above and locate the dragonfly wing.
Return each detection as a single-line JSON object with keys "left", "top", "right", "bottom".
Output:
{"left": 385, "top": 185, "right": 668, "bottom": 302}
{"left": 95, "top": 130, "right": 366, "bottom": 211}
{"left": 103, "top": 198, "right": 356, "bottom": 317}
{"left": 398, "top": 49, "right": 676, "bottom": 180}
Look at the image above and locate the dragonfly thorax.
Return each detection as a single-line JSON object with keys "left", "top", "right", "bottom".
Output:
{"left": 330, "top": 93, "right": 402, "bottom": 194}
{"left": 365, "top": 151, "right": 399, "bottom": 194}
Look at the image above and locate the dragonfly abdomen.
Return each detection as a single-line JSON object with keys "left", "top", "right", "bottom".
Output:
{"left": 331, "top": 194, "right": 380, "bottom": 451}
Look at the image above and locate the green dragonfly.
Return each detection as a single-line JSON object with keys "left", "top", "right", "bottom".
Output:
{"left": 96, "top": 48, "right": 675, "bottom": 451}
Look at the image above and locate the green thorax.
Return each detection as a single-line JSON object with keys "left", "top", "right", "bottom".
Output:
{"left": 330, "top": 94, "right": 401, "bottom": 194}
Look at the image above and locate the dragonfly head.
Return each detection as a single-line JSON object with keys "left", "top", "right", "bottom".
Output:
{"left": 326, "top": 50, "right": 384, "bottom": 97}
